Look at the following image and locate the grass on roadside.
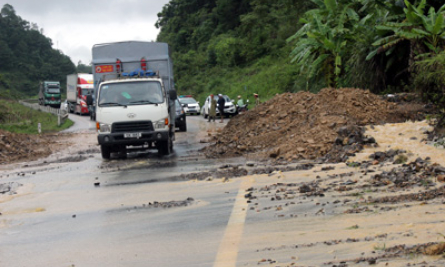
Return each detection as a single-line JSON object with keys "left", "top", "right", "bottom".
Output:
{"left": 0, "top": 99, "right": 73, "bottom": 134}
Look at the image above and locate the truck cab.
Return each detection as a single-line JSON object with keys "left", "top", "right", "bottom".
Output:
{"left": 67, "top": 73, "right": 94, "bottom": 115}
{"left": 39, "top": 81, "right": 61, "bottom": 107}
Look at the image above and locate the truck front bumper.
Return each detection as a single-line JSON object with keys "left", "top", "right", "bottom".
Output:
{"left": 98, "top": 130, "right": 169, "bottom": 146}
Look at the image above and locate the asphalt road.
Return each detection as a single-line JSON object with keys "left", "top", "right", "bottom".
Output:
{"left": 0, "top": 114, "right": 251, "bottom": 267}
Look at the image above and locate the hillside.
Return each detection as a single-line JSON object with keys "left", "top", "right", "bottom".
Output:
{"left": 156, "top": 0, "right": 445, "bottom": 107}
{"left": 0, "top": 4, "right": 75, "bottom": 98}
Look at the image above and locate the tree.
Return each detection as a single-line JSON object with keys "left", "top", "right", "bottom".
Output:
{"left": 0, "top": 4, "right": 76, "bottom": 98}
{"left": 76, "top": 61, "right": 92, "bottom": 73}
{"left": 287, "top": 0, "right": 364, "bottom": 88}
{"left": 367, "top": 0, "right": 445, "bottom": 69}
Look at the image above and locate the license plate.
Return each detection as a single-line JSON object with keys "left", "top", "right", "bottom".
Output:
{"left": 124, "top": 132, "right": 142, "bottom": 139}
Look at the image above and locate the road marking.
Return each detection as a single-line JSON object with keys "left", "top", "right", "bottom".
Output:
{"left": 214, "top": 177, "right": 253, "bottom": 267}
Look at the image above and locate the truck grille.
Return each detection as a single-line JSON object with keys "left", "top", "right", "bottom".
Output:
{"left": 112, "top": 121, "right": 154, "bottom": 133}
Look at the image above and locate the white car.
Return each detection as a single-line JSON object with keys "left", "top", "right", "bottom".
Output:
{"left": 202, "top": 94, "right": 237, "bottom": 119}
{"left": 178, "top": 97, "right": 200, "bottom": 115}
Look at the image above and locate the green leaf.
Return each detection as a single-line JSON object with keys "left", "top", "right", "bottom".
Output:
{"left": 432, "top": 12, "right": 444, "bottom": 35}
{"left": 366, "top": 48, "right": 379, "bottom": 61}
{"left": 324, "top": 0, "right": 337, "bottom": 13}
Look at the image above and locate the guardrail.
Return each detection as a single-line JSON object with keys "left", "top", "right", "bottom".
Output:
{"left": 19, "top": 101, "right": 69, "bottom": 126}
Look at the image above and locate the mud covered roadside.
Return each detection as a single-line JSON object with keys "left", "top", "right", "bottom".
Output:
{"left": 204, "top": 88, "right": 434, "bottom": 162}
{"left": 0, "top": 130, "right": 98, "bottom": 169}
{"left": 188, "top": 120, "right": 445, "bottom": 266}
{"left": 1, "top": 88, "right": 445, "bottom": 266}
{"left": 197, "top": 88, "right": 445, "bottom": 266}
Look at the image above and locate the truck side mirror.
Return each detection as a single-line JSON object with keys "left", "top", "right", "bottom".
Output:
{"left": 86, "top": 95, "right": 93, "bottom": 105}
{"left": 169, "top": 90, "right": 177, "bottom": 100}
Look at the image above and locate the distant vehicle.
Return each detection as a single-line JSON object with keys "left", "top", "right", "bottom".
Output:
{"left": 178, "top": 96, "right": 200, "bottom": 115}
{"left": 175, "top": 99, "right": 187, "bottom": 132}
{"left": 67, "top": 73, "right": 93, "bottom": 115}
{"left": 89, "top": 41, "right": 177, "bottom": 159}
{"left": 39, "top": 81, "right": 61, "bottom": 108}
{"left": 202, "top": 94, "right": 237, "bottom": 118}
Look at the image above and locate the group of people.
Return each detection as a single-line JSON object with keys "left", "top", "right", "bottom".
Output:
{"left": 207, "top": 93, "right": 260, "bottom": 123}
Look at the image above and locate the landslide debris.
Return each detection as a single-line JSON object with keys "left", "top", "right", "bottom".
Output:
{"left": 0, "top": 130, "right": 75, "bottom": 164}
{"left": 204, "top": 88, "right": 431, "bottom": 162}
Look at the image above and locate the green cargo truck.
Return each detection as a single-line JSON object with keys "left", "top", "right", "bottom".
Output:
{"left": 39, "top": 81, "right": 61, "bottom": 108}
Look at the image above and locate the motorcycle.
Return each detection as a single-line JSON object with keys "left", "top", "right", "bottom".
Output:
{"left": 236, "top": 100, "right": 249, "bottom": 115}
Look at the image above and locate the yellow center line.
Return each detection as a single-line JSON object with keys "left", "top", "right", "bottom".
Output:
{"left": 214, "top": 177, "right": 253, "bottom": 267}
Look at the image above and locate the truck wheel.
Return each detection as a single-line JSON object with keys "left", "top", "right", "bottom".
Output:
{"left": 101, "top": 145, "right": 111, "bottom": 159}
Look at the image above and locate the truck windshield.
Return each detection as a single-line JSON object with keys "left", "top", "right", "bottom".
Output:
{"left": 47, "top": 86, "right": 60, "bottom": 94}
{"left": 98, "top": 81, "right": 164, "bottom": 106}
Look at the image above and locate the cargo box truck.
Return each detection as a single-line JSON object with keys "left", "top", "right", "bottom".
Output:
{"left": 88, "top": 41, "right": 177, "bottom": 159}
{"left": 67, "top": 73, "right": 94, "bottom": 115}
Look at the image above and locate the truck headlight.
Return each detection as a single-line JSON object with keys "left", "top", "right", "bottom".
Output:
{"left": 96, "top": 122, "right": 111, "bottom": 133}
{"left": 154, "top": 118, "right": 168, "bottom": 129}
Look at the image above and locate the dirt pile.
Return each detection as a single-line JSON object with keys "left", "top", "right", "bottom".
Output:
{"left": 0, "top": 130, "right": 69, "bottom": 164}
{"left": 204, "top": 88, "right": 431, "bottom": 162}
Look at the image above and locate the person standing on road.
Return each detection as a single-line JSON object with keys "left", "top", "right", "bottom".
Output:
{"left": 208, "top": 94, "right": 217, "bottom": 122}
{"left": 217, "top": 94, "right": 225, "bottom": 123}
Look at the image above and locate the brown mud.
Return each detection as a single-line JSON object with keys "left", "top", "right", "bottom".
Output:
{"left": 204, "top": 88, "right": 433, "bottom": 163}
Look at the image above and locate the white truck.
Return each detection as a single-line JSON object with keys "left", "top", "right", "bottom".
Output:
{"left": 89, "top": 41, "right": 177, "bottom": 159}
{"left": 67, "top": 73, "right": 94, "bottom": 115}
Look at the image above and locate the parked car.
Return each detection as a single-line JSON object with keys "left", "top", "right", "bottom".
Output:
{"left": 202, "top": 94, "right": 237, "bottom": 119}
{"left": 179, "top": 96, "right": 200, "bottom": 115}
{"left": 175, "top": 99, "right": 187, "bottom": 132}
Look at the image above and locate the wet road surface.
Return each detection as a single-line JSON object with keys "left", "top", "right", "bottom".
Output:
{"left": 0, "top": 114, "right": 249, "bottom": 267}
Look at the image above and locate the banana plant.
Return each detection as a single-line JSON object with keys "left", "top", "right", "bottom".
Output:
{"left": 287, "top": 0, "right": 360, "bottom": 88}
{"left": 367, "top": 0, "right": 445, "bottom": 61}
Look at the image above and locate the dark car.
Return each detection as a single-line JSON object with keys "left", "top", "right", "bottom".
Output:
{"left": 175, "top": 99, "right": 187, "bottom": 132}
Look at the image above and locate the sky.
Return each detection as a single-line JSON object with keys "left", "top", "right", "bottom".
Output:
{"left": 2, "top": 0, "right": 171, "bottom": 65}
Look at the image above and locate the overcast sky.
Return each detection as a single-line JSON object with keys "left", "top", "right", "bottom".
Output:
{"left": 3, "top": 0, "right": 171, "bottom": 65}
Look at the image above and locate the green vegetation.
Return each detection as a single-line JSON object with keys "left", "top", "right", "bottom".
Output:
{"left": 2, "top": 1, "right": 445, "bottom": 133}
{"left": 0, "top": 4, "right": 76, "bottom": 97}
{"left": 0, "top": 4, "right": 80, "bottom": 134}
{"left": 156, "top": 0, "right": 445, "bottom": 111}
{"left": 0, "top": 99, "right": 73, "bottom": 134}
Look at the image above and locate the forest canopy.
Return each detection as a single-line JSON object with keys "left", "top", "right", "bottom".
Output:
{"left": 0, "top": 4, "right": 75, "bottom": 98}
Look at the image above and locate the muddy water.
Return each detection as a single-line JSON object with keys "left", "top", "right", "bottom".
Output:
{"left": 351, "top": 120, "right": 443, "bottom": 163}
